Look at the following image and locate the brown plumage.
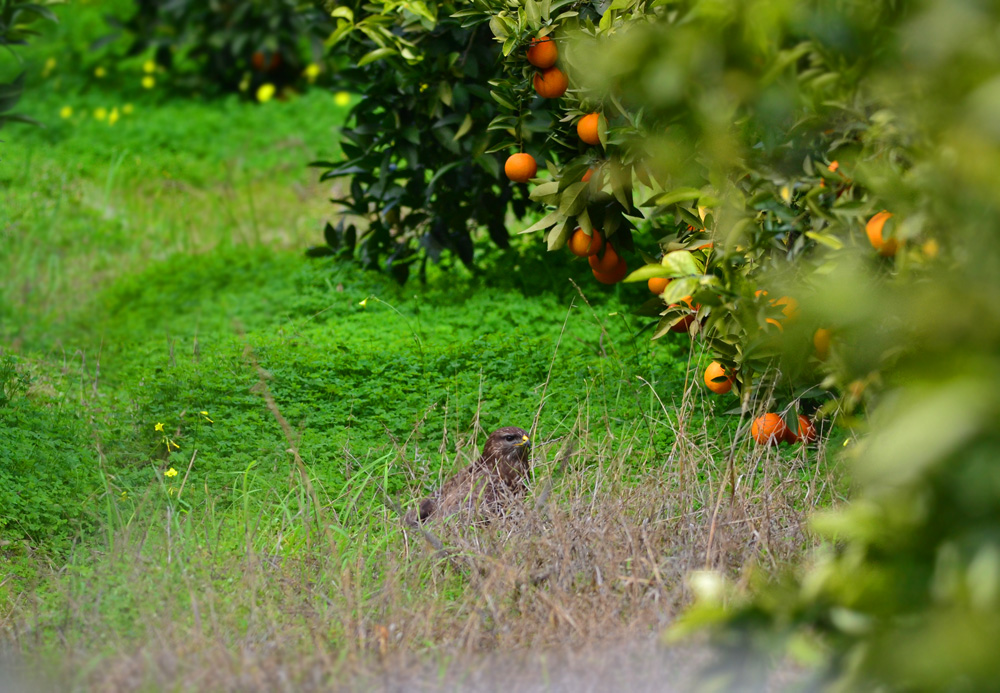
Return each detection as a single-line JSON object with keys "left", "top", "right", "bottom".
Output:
{"left": 405, "top": 426, "right": 531, "bottom": 525}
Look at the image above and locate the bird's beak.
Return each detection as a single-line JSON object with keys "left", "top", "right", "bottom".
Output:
{"left": 516, "top": 435, "right": 530, "bottom": 447}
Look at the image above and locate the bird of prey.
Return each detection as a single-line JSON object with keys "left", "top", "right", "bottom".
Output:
{"left": 405, "top": 426, "right": 531, "bottom": 525}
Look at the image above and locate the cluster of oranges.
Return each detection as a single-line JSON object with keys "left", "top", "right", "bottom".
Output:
{"left": 566, "top": 228, "right": 627, "bottom": 283}
{"left": 503, "top": 35, "right": 566, "bottom": 184}
{"left": 750, "top": 413, "right": 817, "bottom": 446}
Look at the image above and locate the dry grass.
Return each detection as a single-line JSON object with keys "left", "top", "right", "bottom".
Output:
{"left": 1, "top": 401, "right": 836, "bottom": 691}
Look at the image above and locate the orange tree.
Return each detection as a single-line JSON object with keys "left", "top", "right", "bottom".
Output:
{"left": 311, "top": 0, "right": 539, "bottom": 281}
{"left": 98, "top": 0, "right": 332, "bottom": 97}
{"left": 461, "top": 0, "right": 1000, "bottom": 689}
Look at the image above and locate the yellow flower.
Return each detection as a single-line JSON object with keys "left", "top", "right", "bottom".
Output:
{"left": 168, "top": 440, "right": 180, "bottom": 451}
{"left": 303, "top": 63, "right": 320, "bottom": 82}
{"left": 155, "top": 422, "right": 165, "bottom": 432}
{"left": 143, "top": 60, "right": 157, "bottom": 74}
{"left": 108, "top": 107, "right": 120, "bottom": 126}
{"left": 59, "top": 106, "right": 73, "bottom": 119}
{"left": 120, "top": 491, "right": 128, "bottom": 499}
{"left": 164, "top": 467, "right": 178, "bottom": 478}
{"left": 334, "top": 91, "right": 351, "bottom": 107}
{"left": 200, "top": 410, "right": 214, "bottom": 422}
{"left": 142, "top": 75, "right": 155, "bottom": 89}
{"left": 94, "top": 66, "right": 107, "bottom": 78}
{"left": 256, "top": 83, "right": 276, "bottom": 103}
{"left": 94, "top": 107, "right": 108, "bottom": 121}
{"left": 43, "top": 57, "right": 57, "bottom": 77}
{"left": 122, "top": 103, "right": 134, "bottom": 115}
{"left": 358, "top": 298, "right": 368, "bottom": 307}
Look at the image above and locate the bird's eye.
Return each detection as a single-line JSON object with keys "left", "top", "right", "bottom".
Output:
{"left": 505, "top": 435, "right": 515, "bottom": 441}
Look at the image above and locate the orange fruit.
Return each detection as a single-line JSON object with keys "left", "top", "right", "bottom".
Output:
{"left": 533, "top": 67, "right": 568, "bottom": 99}
{"left": 669, "top": 296, "right": 697, "bottom": 333}
{"left": 577, "top": 113, "right": 601, "bottom": 145}
{"left": 814, "top": 328, "right": 831, "bottom": 360}
{"left": 704, "top": 361, "right": 733, "bottom": 395}
{"left": 588, "top": 244, "right": 620, "bottom": 274}
{"left": 592, "top": 258, "right": 627, "bottom": 284}
{"left": 866, "top": 210, "right": 898, "bottom": 257}
{"left": 252, "top": 51, "right": 281, "bottom": 72}
{"left": 526, "top": 36, "right": 558, "bottom": 69}
{"left": 751, "top": 413, "right": 787, "bottom": 446}
{"left": 504, "top": 153, "right": 537, "bottom": 183}
{"left": 785, "top": 415, "right": 817, "bottom": 444}
{"left": 648, "top": 276, "right": 670, "bottom": 294}
{"left": 568, "top": 228, "right": 603, "bottom": 257}
{"left": 772, "top": 296, "right": 800, "bottom": 321}
{"left": 582, "top": 167, "right": 595, "bottom": 182}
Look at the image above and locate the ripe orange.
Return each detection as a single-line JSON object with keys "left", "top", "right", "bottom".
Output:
{"left": 751, "top": 413, "right": 787, "bottom": 446}
{"left": 588, "top": 244, "right": 620, "bottom": 274}
{"left": 704, "top": 361, "right": 733, "bottom": 395}
{"left": 526, "top": 36, "right": 558, "bottom": 69}
{"left": 866, "top": 210, "right": 898, "bottom": 257}
{"left": 568, "top": 227, "right": 603, "bottom": 257}
{"left": 533, "top": 67, "right": 568, "bottom": 99}
{"left": 582, "top": 167, "right": 595, "bottom": 182}
{"left": 577, "top": 113, "right": 600, "bottom": 145}
{"left": 648, "top": 276, "right": 670, "bottom": 294}
{"left": 813, "top": 328, "right": 831, "bottom": 360}
{"left": 772, "top": 296, "right": 799, "bottom": 320}
{"left": 252, "top": 51, "right": 281, "bottom": 72}
{"left": 669, "top": 296, "right": 697, "bottom": 333}
{"left": 593, "top": 258, "right": 627, "bottom": 284}
{"left": 785, "top": 415, "right": 817, "bottom": 444}
{"left": 504, "top": 152, "right": 537, "bottom": 183}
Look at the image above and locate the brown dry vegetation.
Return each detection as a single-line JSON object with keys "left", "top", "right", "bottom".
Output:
{"left": 1, "top": 393, "right": 836, "bottom": 691}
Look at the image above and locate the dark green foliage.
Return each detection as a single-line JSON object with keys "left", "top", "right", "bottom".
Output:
{"left": 312, "top": 2, "right": 534, "bottom": 281}
{"left": 0, "top": 0, "right": 59, "bottom": 128}
{"left": 103, "top": 0, "right": 333, "bottom": 96}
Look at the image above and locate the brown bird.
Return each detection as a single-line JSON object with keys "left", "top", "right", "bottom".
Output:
{"left": 405, "top": 426, "right": 532, "bottom": 525}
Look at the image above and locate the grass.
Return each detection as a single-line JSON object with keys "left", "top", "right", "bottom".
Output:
{"left": 0, "top": 5, "right": 846, "bottom": 689}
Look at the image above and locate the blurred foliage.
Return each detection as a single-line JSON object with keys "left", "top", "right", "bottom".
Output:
{"left": 311, "top": 1, "right": 540, "bottom": 282}
{"left": 568, "top": 0, "right": 1000, "bottom": 690}
{"left": 98, "top": 0, "right": 333, "bottom": 98}
{"left": 0, "top": 0, "right": 60, "bottom": 127}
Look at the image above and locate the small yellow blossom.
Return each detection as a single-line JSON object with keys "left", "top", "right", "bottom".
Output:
{"left": 168, "top": 440, "right": 180, "bottom": 451}
{"left": 780, "top": 185, "right": 792, "bottom": 203}
{"left": 922, "top": 238, "right": 940, "bottom": 258}
{"left": 155, "top": 422, "right": 165, "bottom": 432}
{"left": 143, "top": 60, "right": 157, "bottom": 74}
{"left": 200, "top": 411, "right": 214, "bottom": 423}
{"left": 43, "top": 57, "right": 57, "bottom": 77}
{"left": 334, "top": 91, "right": 351, "bottom": 107}
{"left": 59, "top": 106, "right": 73, "bottom": 119}
{"left": 120, "top": 491, "right": 128, "bottom": 499}
{"left": 108, "top": 107, "right": 120, "bottom": 126}
{"left": 142, "top": 75, "right": 155, "bottom": 89}
{"left": 164, "top": 467, "right": 178, "bottom": 478}
{"left": 168, "top": 487, "right": 175, "bottom": 496}
{"left": 256, "top": 83, "right": 276, "bottom": 103}
{"left": 94, "top": 66, "right": 107, "bottom": 78}
{"left": 122, "top": 103, "right": 134, "bottom": 115}
{"left": 94, "top": 107, "right": 108, "bottom": 121}
{"left": 359, "top": 298, "right": 368, "bottom": 307}
{"left": 303, "top": 63, "right": 320, "bottom": 82}
{"left": 419, "top": 83, "right": 428, "bottom": 92}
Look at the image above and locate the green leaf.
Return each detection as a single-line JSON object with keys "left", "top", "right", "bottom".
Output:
{"left": 358, "top": 47, "right": 397, "bottom": 67}
{"left": 659, "top": 277, "right": 699, "bottom": 305}
{"left": 653, "top": 187, "right": 701, "bottom": 206}
{"left": 660, "top": 250, "right": 700, "bottom": 276}
{"left": 623, "top": 264, "right": 675, "bottom": 283}
{"left": 557, "top": 181, "right": 589, "bottom": 216}
{"left": 452, "top": 114, "right": 473, "bottom": 141}
{"left": 529, "top": 181, "right": 560, "bottom": 200}
{"left": 804, "top": 231, "right": 845, "bottom": 250}
{"left": 519, "top": 210, "right": 563, "bottom": 235}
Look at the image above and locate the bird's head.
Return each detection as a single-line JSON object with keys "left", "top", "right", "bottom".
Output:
{"left": 485, "top": 426, "right": 531, "bottom": 460}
